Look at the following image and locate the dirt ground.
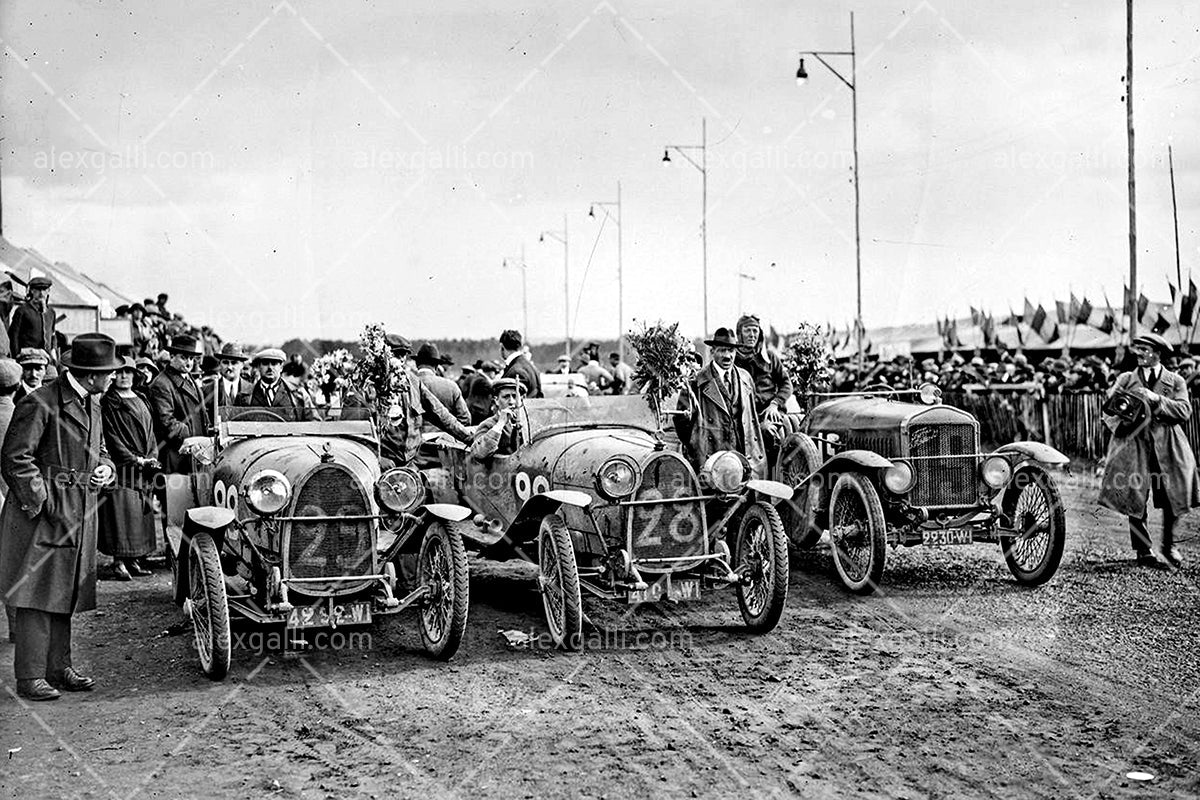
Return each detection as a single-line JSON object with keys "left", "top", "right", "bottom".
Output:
{"left": 2, "top": 469, "right": 1199, "bottom": 800}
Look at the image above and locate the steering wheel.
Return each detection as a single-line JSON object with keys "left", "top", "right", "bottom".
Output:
{"left": 860, "top": 383, "right": 899, "bottom": 400}
{"left": 225, "top": 409, "right": 287, "bottom": 422}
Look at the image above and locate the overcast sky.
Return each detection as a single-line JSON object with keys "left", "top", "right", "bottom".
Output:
{"left": 2, "top": 0, "right": 1198, "bottom": 345}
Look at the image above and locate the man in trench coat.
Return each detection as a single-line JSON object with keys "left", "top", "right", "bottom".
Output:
{"left": 675, "top": 327, "right": 768, "bottom": 481}
{"left": 1099, "top": 332, "right": 1200, "bottom": 568}
{"left": 0, "top": 333, "right": 118, "bottom": 700}
{"left": 146, "top": 333, "right": 209, "bottom": 473}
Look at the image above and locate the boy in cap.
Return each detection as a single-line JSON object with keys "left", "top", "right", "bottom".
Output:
{"left": 469, "top": 378, "right": 527, "bottom": 460}
{"left": 15, "top": 347, "right": 50, "bottom": 403}
{"left": 9, "top": 277, "right": 56, "bottom": 359}
{"left": 1100, "top": 332, "right": 1198, "bottom": 568}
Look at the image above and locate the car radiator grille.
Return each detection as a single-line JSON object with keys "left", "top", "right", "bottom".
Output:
{"left": 287, "top": 465, "right": 374, "bottom": 593}
{"left": 908, "top": 422, "right": 978, "bottom": 507}
{"left": 629, "top": 454, "right": 705, "bottom": 569}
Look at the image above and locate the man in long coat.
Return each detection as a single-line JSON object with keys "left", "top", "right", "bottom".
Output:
{"left": 8, "top": 277, "right": 56, "bottom": 360}
{"left": 1100, "top": 332, "right": 1200, "bottom": 568}
{"left": 675, "top": 327, "right": 768, "bottom": 480}
{"left": 146, "top": 333, "right": 208, "bottom": 473}
{"left": 0, "top": 333, "right": 118, "bottom": 700}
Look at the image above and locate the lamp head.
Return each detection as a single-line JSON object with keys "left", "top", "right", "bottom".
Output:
{"left": 588, "top": 206, "right": 595, "bottom": 218}
{"left": 662, "top": 149, "right": 671, "bottom": 163}
{"left": 539, "top": 233, "right": 544, "bottom": 243}
{"left": 795, "top": 57, "right": 808, "bottom": 86}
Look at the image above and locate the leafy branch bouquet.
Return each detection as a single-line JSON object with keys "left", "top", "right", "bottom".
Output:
{"left": 781, "top": 322, "right": 834, "bottom": 395}
{"left": 628, "top": 321, "right": 699, "bottom": 423}
{"left": 353, "top": 323, "right": 408, "bottom": 414}
{"left": 310, "top": 348, "right": 357, "bottom": 405}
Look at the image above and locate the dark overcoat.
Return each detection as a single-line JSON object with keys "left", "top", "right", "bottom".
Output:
{"left": 1100, "top": 368, "right": 1200, "bottom": 516}
{"left": 734, "top": 346, "right": 793, "bottom": 415}
{"left": 98, "top": 390, "right": 158, "bottom": 558}
{"left": 675, "top": 363, "right": 767, "bottom": 479}
{"left": 502, "top": 354, "right": 543, "bottom": 399}
{"left": 147, "top": 365, "right": 208, "bottom": 472}
{"left": 236, "top": 379, "right": 314, "bottom": 420}
{"left": 0, "top": 378, "right": 112, "bottom": 613}
{"left": 8, "top": 300, "right": 55, "bottom": 357}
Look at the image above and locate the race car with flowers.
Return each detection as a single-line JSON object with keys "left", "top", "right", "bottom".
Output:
{"left": 423, "top": 394, "right": 794, "bottom": 649}
{"left": 162, "top": 405, "right": 472, "bottom": 679}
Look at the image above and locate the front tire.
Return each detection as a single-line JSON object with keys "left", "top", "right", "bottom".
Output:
{"left": 538, "top": 514, "right": 583, "bottom": 650}
{"left": 774, "top": 433, "right": 824, "bottom": 549}
{"left": 417, "top": 521, "right": 470, "bottom": 660}
{"left": 829, "top": 473, "right": 887, "bottom": 594}
{"left": 188, "top": 532, "right": 231, "bottom": 680}
{"left": 734, "top": 501, "right": 790, "bottom": 632}
{"left": 999, "top": 466, "right": 1066, "bottom": 586}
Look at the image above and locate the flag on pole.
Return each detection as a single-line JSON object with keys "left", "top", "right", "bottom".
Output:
{"left": 1055, "top": 301, "right": 1069, "bottom": 325}
{"left": 1152, "top": 313, "right": 1172, "bottom": 335}
{"left": 1032, "top": 305, "right": 1060, "bottom": 343}
{"left": 1069, "top": 293, "right": 1082, "bottom": 321}
{"left": 1009, "top": 303, "right": 1026, "bottom": 347}
{"left": 1181, "top": 279, "right": 1199, "bottom": 328}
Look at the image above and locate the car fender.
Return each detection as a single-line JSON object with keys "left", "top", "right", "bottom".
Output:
{"left": 507, "top": 490, "right": 592, "bottom": 543}
{"left": 994, "top": 442, "right": 1070, "bottom": 466}
{"left": 175, "top": 506, "right": 237, "bottom": 605}
{"left": 799, "top": 450, "right": 893, "bottom": 487}
{"left": 422, "top": 503, "right": 472, "bottom": 523}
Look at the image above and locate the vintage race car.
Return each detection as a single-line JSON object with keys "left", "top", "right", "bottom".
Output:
{"left": 423, "top": 395, "right": 794, "bottom": 649}
{"left": 774, "top": 386, "right": 1068, "bottom": 594}
{"left": 163, "top": 406, "right": 472, "bottom": 679}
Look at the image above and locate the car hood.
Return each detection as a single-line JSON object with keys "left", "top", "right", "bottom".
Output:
{"left": 527, "top": 428, "right": 660, "bottom": 489}
{"left": 214, "top": 435, "right": 380, "bottom": 501}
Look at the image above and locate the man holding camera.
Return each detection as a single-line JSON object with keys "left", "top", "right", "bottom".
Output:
{"left": 1100, "top": 332, "right": 1199, "bottom": 568}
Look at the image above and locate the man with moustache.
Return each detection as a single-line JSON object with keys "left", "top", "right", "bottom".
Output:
{"left": 146, "top": 333, "right": 209, "bottom": 474}
{"left": 0, "top": 333, "right": 118, "bottom": 700}
{"left": 235, "top": 348, "right": 314, "bottom": 420}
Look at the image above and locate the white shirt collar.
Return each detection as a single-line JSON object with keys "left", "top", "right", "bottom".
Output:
{"left": 416, "top": 366, "right": 436, "bottom": 376}
{"left": 64, "top": 371, "right": 89, "bottom": 400}
{"left": 504, "top": 351, "right": 522, "bottom": 367}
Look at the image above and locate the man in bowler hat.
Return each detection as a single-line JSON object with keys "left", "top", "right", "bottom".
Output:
{"left": 0, "top": 333, "right": 118, "bottom": 700}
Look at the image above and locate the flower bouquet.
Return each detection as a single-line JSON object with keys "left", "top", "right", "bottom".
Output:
{"left": 781, "top": 322, "right": 834, "bottom": 397}
{"left": 353, "top": 323, "right": 408, "bottom": 417}
{"left": 627, "top": 321, "right": 698, "bottom": 428}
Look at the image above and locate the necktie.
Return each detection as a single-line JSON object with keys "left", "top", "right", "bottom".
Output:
{"left": 726, "top": 370, "right": 735, "bottom": 399}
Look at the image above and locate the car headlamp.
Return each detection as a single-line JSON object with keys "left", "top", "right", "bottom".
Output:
{"left": 918, "top": 382, "right": 943, "bottom": 405}
{"left": 882, "top": 461, "right": 915, "bottom": 494}
{"left": 244, "top": 470, "right": 292, "bottom": 515}
{"left": 702, "top": 451, "right": 746, "bottom": 494}
{"left": 595, "top": 455, "right": 640, "bottom": 500}
{"left": 376, "top": 467, "right": 424, "bottom": 514}
{"left": 980, "top": 455, "right": 1013, "bottom": 489}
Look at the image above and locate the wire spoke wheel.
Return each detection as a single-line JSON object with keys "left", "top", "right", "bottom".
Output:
{"left": 538, "top": 514, "right": 582, "bottom": 650}
{"left": 188, "top": 532, "right": 231, "bottom": 680}
{"left": 774, "top": 433, "right": 823, "bottom": 549}
{"left": 417, "top": 521, "right": 469, "bottom": 660}
{"left": 1000, "top": 467, "right": 1066, "bottom": 587}
{"left": 829, "top": 474, "right": 887, "bottom": 594}
{"left": 735, "top": 501, "right": 789, "bottom": 632}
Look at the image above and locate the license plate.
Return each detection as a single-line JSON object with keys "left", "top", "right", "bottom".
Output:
{"left": 627, "top": 577, "right": 702, "bottom": 604}
{"left": 287, "top": 600, "right": 372, "bottom": 629}
{"left": 922, "top": 528, "right": 973, "bottom": 547}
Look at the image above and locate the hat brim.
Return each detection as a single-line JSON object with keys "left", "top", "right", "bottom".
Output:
{"left": 217, "top": 354, "right": 248, "bottom": 362}
{"left": 61, "top": 354, "right": 122, "bottom": 372}
{"left": 703, "top": 338, "right": 739, "bottom": 348}
{"left": 166, "top": 345, "right": 204, "bottom": 356}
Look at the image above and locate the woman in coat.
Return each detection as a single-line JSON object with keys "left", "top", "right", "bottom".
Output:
{"left": 98, "top": 357, "right": 160, "bottom": 580}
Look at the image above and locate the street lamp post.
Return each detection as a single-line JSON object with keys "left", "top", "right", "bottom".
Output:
{"left": 797, "top": 12, "right": 863, "bottom": 371}
{"left": 589, "top": 180, "right": 624, "bottom": 360}
{"left": 540, "top": 215, "right": 570, "bottom": 360}
{"left": 501, "top": 243, "right": 529, "bottom": 338}
{"left": 662, "top": 118, "right": 708, "bottom": 336}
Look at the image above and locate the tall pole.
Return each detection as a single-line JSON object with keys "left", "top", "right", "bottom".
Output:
{"left": 1170, "top": 144, "right": 1181, "bottom": 291}
{"left": 702, "top": 117, "right": 708, "bottom": 337}
{"left": 1126, "top": 0, "right": 1137, "bottom": 339}
{"left": 850, "top": 12, "right": 863, "bottom": 372}
{"left": 563, "top": 213, "right": 571, "bottom": 360}
{"left": 617, "top": 180, "right": 625, "bottom": 361}
{"left": 520, "top": 242, "right": 529, "bottom": 337}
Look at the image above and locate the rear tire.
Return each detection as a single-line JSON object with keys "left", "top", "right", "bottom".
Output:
{"left": 538, "top": 514, "right": 583, "bottom": 651}
{"left": 774, "top": 433, "right": 824, "bottom": 549}
{"left": 829, "top": 473, "right": 887, "bottom": 594}
{"left": 188, "top": 532, "right": 231, "bottom": 680}
{"left": 417, "top": 521, "right": 470, "bottom": 660}
{"left": 734, "top": 502, "right": 790, "bottom": 632}
{"left": 1000, "top": 466, "right": 1066, "bottom": 587}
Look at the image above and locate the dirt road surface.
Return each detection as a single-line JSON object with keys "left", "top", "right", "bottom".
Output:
{"left": 2, "top": 471, "right": 1199, "bottom": 799}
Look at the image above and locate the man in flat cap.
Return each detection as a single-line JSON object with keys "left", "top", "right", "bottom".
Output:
{"left": 9, "top": 277, "right": 56, "bottom": 361}
{"left": 469, "top": 378, "right": 528, "bottom": 460}
{"left": 0, "top": 333, "right": 118, "bottom": 700}
{"left": 1100, "top": 332, "right": 1200, "bottom": 568}
{"left": 675, "top": 327, "right": 768, "bottom": 480}
{"left": 14, "top": 348, "right": 50, "bottom": 404}
{"left": 415, "top": 343, "right": 470, "bottom": 426}
{"left": 235, "top": 348, "right": 313, "bottom": 420}
{"left": 146, "top": 333, "right": 209, "bottom": 474}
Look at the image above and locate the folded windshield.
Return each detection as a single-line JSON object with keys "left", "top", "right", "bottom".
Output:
{"left": 523, "top": 395, "right": 657, "bottom": 435}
